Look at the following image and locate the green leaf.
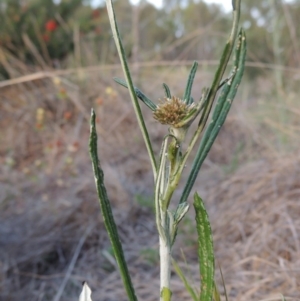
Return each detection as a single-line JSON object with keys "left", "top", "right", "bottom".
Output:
{"left": 163, "top": 83, "right": 172, "bottom": 98}
{"left": 89, "top": 110, "right": 138, "bottom": 301}
{"left": 194, "top": 193, "right": 215, "bottom": 301}
{"left": 171, "top": 202, "right": 190, "bottom": 245}
{"left": 172, "top": 259, "right": 198, "bottom": 301}
{"left": 179, "top": 28, "right": 246, "bottom": 205}
{"left": 183, "top": 61, "right": 198, "bottom": 104}
{"left": 197, "top": 0, "right": 241, "bottom": 130}
{"left": 197, "top": 29, "right": 247, "bottom": 163}
{"left": 114, "top": 77, "right": 157, "bottom": 111}
{"left": 198, "top": 29, "right": 245, "bottom": 153}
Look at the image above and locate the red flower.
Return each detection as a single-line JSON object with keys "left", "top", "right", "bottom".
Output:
{"left": 45, "top": 20, "right": 57, "bottom": 32}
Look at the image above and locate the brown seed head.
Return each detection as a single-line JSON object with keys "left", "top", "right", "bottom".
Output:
{"left": 153, "top": 96, "right": 194, "bottom": 127}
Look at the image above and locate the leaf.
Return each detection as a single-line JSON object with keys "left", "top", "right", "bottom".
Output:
{"left": 171, "top": 202, "right": 190, "bottom": 245}
{"left": 194, "top": 193, "right": 215, "bottom": 301}
{"left": 114, "top": 77, "right": 157, "bottom": 111}
{"left": 197, "top": 29, "right": 247, "bottom": 165}
{"left": 179, "top": 28, "right": 246, "bottom": 205}
{"left": 89, "top": 109, "right": 138, "bottom": 301}
{"left": 79, "top": 282, "right": 92, "bottom": 301}
{"left": 183, "top": 61, "right": 198, "bottom": 104}
{"left": 172, "top": 259, "right": 198, "bottom": 301}
{"left": 163, "top": 83, "right": 172, "bottom": 98}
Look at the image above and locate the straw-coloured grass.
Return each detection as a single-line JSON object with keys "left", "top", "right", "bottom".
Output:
{"left": 0, "top": 64, "right": 299, "bottom": 300}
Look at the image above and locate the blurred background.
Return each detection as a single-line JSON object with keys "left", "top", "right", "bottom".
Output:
{"left": 0, "top": 0, "right": 300, "bottom": 300}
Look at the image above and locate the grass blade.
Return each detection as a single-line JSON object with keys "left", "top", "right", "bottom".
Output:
{"left": 194, "top": 193, "right": 215, "bottom": 301}
{"left": 106, "top": 0, "right": 157, "bottom": 178}
{"left": 89, "top": 109, "right": 138, "bottom": 301}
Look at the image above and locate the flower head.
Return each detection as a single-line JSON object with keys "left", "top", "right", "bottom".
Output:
{"left": 153, "top": 96, "right": 195, "bottom": 128}
{"left": 45, "top": 20, "right": 58, "bottom": 32}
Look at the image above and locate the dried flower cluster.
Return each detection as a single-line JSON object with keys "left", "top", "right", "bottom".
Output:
{"left": 153, "top": 96, "right": 195, "bottom": 127}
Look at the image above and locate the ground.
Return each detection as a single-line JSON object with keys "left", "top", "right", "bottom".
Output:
{"left": 0, "top": 63, "right": 299, "bottom": 301}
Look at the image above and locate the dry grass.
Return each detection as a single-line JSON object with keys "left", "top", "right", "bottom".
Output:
{"left": 0, "top": 63, "right": 300, "bottom": 301}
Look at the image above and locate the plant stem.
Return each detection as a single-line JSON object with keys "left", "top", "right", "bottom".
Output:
{"left": 106, "top": 0, "right": 157, "bottom": 179}
{"left": 159, "top": 235, "right": 171, "bottom": 300}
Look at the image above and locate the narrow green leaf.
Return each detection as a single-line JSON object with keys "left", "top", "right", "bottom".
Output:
{"left": 179, "top": 29, "right": 246, "bottom": 205}
{"left": 195, "top": 29, "right": 247, "bottom": 164}
{"left": 171, "top": 202, "right": 190, "bottom": 245}
{"left": 213, "top": 282, "right": 221, "bottom": 301}
{"left": 106, "top": 0, "right": 157, "bottom": 179}
{"left": 161, "top": 287, "right": 172, "bottom": 301}
{"left": 197, "top": 28, "right": 244, "bottom": 153}
{"left": 89, "top": 110, "right": 138, "bottom": 301}
{"left": 197, "top": 0, "right": 241, "bottom": 129}
{"left": 183, "top": 61, "right": 198, "bottom": 104}
{"left": 194, "top": 193, "right": 215, "bottom": 301}
{"left": 114, "top": 77, "right": 157, "bottom": 111}
{"left": 163, "top": 83, "right": 172, "bottom": 98}
{"left": 172, "top": 259, "right": 198, "bottom": 301}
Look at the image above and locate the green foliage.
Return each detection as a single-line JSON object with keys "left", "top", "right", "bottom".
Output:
{"left": 194, "top": 193, "right": 215, "bottom": 301}
{"left": 89, "top": 110, "right": 138, "bottom": 301}
{"left": 0, "top": 0, "right": 106, "bottom": 73}
{"left": 179, "top": 28, "right": 247, "bottom": 205}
